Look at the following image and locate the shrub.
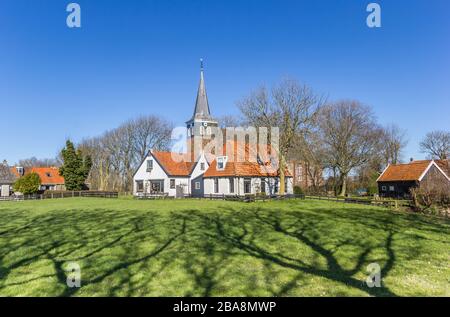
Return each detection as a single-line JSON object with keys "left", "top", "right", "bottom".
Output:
{"left": 13, "top": 173, "right": 41, "bottom": 195}
{"left": 293, "top": 186, "right": 304, "bottom": 195}
{"left": 410, "top": 179, "right": 450, "bottom": 214}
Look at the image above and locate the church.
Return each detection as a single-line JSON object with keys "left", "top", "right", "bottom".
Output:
{"left": 132, "top": 63, "right": 293, "bottom": 198}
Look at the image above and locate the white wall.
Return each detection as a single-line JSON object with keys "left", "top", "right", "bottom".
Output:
{"left": 133, "top": 152, "right": 293, "bottom": 196}
{"left": 1, "top": 184, "right": 11, "bottom": 197}
{"left": 190, "top": 153, "right": 209, "bottom": 180}
{"left": 204, "top": 176, "right": 293, "bottom": 195}
{"left": 204, "top": 177, "right": 231, "bottom": 195}
{"left": 133, "top": 153, "right": 197, "bottom": 197}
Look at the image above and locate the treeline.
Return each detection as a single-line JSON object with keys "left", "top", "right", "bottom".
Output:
{"left": 78, "top": 116, "right": 173, "bottom": 192}
{"left": 236, "top": 78, "right": 449, "bottom": 196}
{"left": 10, "top": 78, "right": 449, "bottom": 196}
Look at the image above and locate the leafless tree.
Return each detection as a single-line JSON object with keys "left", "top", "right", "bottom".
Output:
{"left": 419, "top": 130, "right": 450, "bottom": 160}
{"left": 238, "top": 78, "right": 324, "bottom": 194}
{"left": 318, "top": 101, "right": 380, "bottom": 196}
{"left": 290, "top": 131, "right": 326, "bottom": 191}
{"left": 217, "top": 115, "right": 244, "bottom": 129}
{"left": 132, "top": 116, "right": 173, "bottom": 161}
{"left": 16, "top": 157, "right": 60, "bottom": 167}
{"left": 380, "top": 124, "right": 408, "bottom": 165}
{"left": 79, "top": 115, "right": 172, "bottom": 192}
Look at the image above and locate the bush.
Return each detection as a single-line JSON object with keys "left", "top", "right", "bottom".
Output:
{"left": 410, "top": 179, "right": 450, "bottom": 214}
{"left": 293, "top": 186, "right": 304, "bottom": 195}
{"left": 13, "top": 173, "right": 41, "bottom": 195}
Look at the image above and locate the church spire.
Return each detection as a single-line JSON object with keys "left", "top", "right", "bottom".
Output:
{"left": 192, "top": 58, "right": 211, "bottom": 120}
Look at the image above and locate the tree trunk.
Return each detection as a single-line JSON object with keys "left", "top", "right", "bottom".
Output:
{"left": 340, "top": 174, "right": 347, "bottom": 196}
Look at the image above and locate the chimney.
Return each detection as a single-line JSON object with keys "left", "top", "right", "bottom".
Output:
{"left": 410, "top": 157, "right": 414, "bottom": 162}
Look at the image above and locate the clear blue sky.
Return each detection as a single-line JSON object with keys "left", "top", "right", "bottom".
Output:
{"left": 1, "top": 0, "right": 449, "bottom": 164}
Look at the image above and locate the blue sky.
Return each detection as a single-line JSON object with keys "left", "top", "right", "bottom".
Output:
{"left": 0, "top": 0, "right": 449, "bottom": 164}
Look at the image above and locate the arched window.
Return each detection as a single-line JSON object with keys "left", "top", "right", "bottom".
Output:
{"left": 200, "top": 126, "right": 205, "bottom": 135}
{"left": 206, "top": 127, "right": 211, "bottom": 135}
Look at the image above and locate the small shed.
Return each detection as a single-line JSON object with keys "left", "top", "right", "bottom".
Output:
{"left": 377, "top": 160, "right": 450, "bottom": 198}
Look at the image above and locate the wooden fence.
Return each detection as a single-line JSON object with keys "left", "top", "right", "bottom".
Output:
{"left": 201, "top": 193, "right": 306, "bottom": 202}
{"left": 0, "top": 191, "right": 118, "bottom": 201}
{"left": 304, "top": 195, "right": 410, "bottom": 209}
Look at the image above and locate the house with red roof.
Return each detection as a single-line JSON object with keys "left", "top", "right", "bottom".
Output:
{"left": 376, "top": 159, "right": 450, "bottom": 198}
{"left": 11, "top": 166, "right": 65, "bottom": 192}
{"left": 133, "top": 63, "right": 293, "bottom": 197}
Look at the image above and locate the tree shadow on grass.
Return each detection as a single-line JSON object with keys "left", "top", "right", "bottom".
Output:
{"left": 0, "top": 201, "right": 447, "bottom": 296}
{"left": 194, "top": 208, "right": 398, "bottom": 296}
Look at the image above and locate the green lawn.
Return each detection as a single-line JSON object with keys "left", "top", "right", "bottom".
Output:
{"left": 0, "top": 198, "right": 448, "bottom": 296}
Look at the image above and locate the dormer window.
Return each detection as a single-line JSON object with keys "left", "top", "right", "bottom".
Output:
{"left": 217, "top": 156, "right": 227, "bottom": 170}
{"left": 16, "top": 167, "right": 24, "bottom": 176}
{"left": 46, "top": 172, "right": 52, "bottom": 178}
{"left": 147, "top": 160, "right": 153, "bottom": 172}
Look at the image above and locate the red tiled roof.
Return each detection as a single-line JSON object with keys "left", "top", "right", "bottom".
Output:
{"left": 152, "top": 151, "right": 196, "bottom": 177}
{"left": 376, "top": 160, "right": 448, "bottom": 182}
{"left": 203, "top": 141, "right": 291, "bottom": 178}
{"left": 10, "top": 167, "right": 20, "bottom": 178}
{"left": 10, "top": 166, "right": 65, "bottom": 184}
{"left": 204, "top": 159, "right": 292, "bottom": 178}
{"left": 29, "top": 167, "right": 65, "bottom": 185}
{"left": 153, "top": 141, "right": 290, "bottom": 178}
{"left": 435, "top": 159, "right": 450, "bottom": 178}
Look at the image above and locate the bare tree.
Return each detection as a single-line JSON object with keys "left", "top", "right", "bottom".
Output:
{"left": 238, "top": 78, "right": 323, "bottom": 194}
{"left": 78, "top": 115, "right": 172, "bottom": 192}
{"left": 420, "top": 130, "right": 450, "bottom": 160}
{"left": 380, "top": 124, "right": 408, "bottom": 165}
{"left": 290, "top": 131, "right": 326, "bottom": 191}
{"left": 16, "top": 157, "right": 60, "bottom": 167}
{"left": 318, "top": 101, "right": 380, "bottom": 196}
{"left": 217, "top": 115, "right": 244, "bottom": 129}
{"left": 132, "top": 115, "right": 173, "bottom": 161}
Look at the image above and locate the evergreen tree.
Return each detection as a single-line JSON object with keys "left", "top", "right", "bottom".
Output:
{"left": 59, "top": 140, "right": 92, "bottom": 190}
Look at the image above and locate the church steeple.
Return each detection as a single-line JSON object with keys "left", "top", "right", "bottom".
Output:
{"left": 186, "top": 59, "right": 219, "bottom": 158}
{"left": 191, "top": 58, "right": 212, "bottom": 121}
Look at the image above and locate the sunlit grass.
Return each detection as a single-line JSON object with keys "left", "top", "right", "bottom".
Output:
{"left": 0, "top": 198, "right": 448, "bottom": 296}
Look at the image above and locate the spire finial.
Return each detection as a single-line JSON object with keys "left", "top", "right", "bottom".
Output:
{"left": 200, "top": 58, "right": 204, "bottom": 71}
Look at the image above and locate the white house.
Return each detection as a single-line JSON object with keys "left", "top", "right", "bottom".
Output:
{"left": 133, "top": 62, "right": 293, "bottom": 197}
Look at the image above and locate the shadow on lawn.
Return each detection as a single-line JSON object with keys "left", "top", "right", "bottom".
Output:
{"left": 0, "top": 203, "right": 447, "bottom": 296}
{"left": 182, "top": 208, "right": 398, "bottom": 297}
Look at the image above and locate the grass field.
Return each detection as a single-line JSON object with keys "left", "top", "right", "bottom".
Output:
{"left": 0, "top": 198, "right": 448, "bottom": 296}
